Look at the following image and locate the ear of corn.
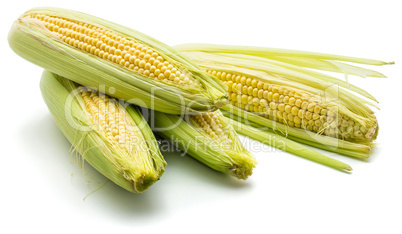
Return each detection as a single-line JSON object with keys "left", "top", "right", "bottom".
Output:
{"left": 226, "top": 116, "right": 352, "bottom": 171}
{"left": 40, "top": 71, "right": 166, "bottom": 193}
{"left": 9, "top": 8, "right": 228, "bottom": 115}
{"left": 175, "top": 45, "right": 389, "bottom": 155}
{"left": 151, "top": 110, "right": 256, "bottom": 180}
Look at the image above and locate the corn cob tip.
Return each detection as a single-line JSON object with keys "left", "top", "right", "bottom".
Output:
{"left": 131, "top": 174, "right": 160, "bottom": 193}
{"left": 214, "top": 96, "right": 229, "bottom": 108}
{"left": 231, "top": 162, "right": 255, "bottom": 180}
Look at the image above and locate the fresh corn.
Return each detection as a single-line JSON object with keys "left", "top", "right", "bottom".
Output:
{"left": 176, "top": 44, "right": 391, "bottom": 156}
{"left": 151, "top": 110, "right": 256, "bottom": 180}
{"left": 40, "top": 71, "right": 166, "bottom": 193}
{"left": 9, "top": 8, "right": 228, "bottom": 114}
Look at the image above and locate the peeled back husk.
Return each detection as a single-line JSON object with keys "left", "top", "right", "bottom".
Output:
{"left": 9, "top": 8, "right": 228, "bottom": 114}
{"left": 40, "top": 71, "right": 166, "bottom": 193}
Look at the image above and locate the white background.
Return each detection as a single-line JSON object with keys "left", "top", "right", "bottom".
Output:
{"left": 1, "top": 1, "right": 401, "bottom": 233}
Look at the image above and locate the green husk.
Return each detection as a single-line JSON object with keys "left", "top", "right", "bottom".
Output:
{"left": 226, "top": 117, "right": 352, "bottom": 171}
{"left": 9, "top": 8, "right": 228, "bottom": 115}
{"left": 150, "top": 110, "right": 256, "bottom": 180}
{"left": 175, "top": 43, "right": 393, "bottom": 67}
{"left": 40, "top": 71, "right": 166, "bottom": 193}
